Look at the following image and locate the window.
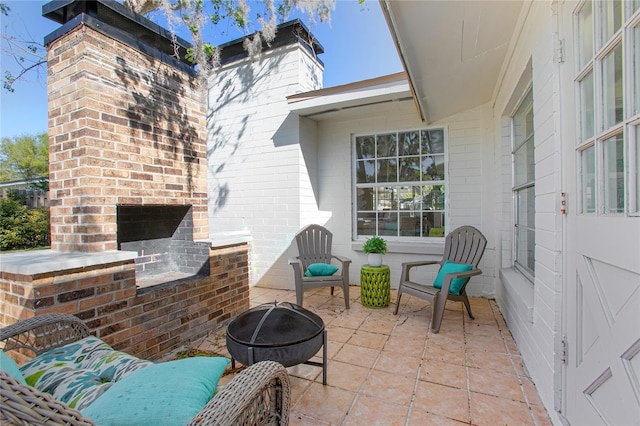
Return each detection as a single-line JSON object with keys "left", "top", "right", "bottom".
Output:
{"left": 512, "top": 88, "right": 535, "bottom": 278}
{"left": 575, "top": 0, "right": 640, "bottom": 215}
{"left": 354, "top": 129, "right": 446, "bottom": 239}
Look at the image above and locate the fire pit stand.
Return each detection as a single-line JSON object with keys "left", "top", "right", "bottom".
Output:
{"left": 226, "top": 301, "right": 327, "bottom": 385}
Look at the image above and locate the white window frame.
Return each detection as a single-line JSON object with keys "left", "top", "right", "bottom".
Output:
{"left": 352, "top": 128, "right": 447, "bottom": 241}
{"left": 575, "top": 0, "right": 640, "bottom": 216}
{"left": 511, "top": 87, "right": 535, "bottom": 280}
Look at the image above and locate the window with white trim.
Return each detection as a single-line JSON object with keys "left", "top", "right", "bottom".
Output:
{"left": 512, "top": 88, "right": 535, "bottom": 278}
{"left": 575, "top": 0, "right": 640, "bottom": 215}
{"left": 354, "top": 128, "right": 446, "bottom": 239}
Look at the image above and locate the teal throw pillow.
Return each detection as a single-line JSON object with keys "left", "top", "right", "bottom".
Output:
{"left": 305, "top": 263, "right": 338, "bottom": 277}
{"left": 0, "top": 351, "right": 27, "bottom": 384}
{"left": 81, "top": 356, "right": 230, "bottom": 426}
{"left": 433, "top": 260, "right": 473, "bottom": 295}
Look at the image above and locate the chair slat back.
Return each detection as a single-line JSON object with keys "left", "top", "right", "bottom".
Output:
{"left": 442, "top": 226, "right": 487, "bottom": 267}
{"left": 295, "top": 224, "right": 333, "bottom": 269}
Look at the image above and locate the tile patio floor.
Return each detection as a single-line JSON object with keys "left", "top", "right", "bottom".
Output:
{"left": 194, "top": 286, "right": 553, "bottom": 425}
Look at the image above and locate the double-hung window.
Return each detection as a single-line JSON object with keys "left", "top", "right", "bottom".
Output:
{"left": 512, "top": 88, "right": 535, "bottom": 278}
{"left": 354, "top": 128, "right": 446, "bottom": 239}
{"left": 575, "top": 0, "right": 640, "bottom": 215}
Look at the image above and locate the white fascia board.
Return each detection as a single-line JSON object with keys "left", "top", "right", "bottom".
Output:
{"left": 288, "top": 80, "right": 412, "bottom": 117}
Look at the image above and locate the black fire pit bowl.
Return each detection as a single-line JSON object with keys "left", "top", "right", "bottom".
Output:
{"left": 226, "top": 301, "right": 325, "bottom": 368}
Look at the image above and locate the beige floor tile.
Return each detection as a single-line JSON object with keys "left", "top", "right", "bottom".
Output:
{"left": 358, "top": 316, "right": 397, "bottom": 335}
{"left": 408, "top": 408, "right": 471, "bottom": 425}
{"left": 423, "top": 341, "right": 466, "bottom": 366}
{"left": 413, "top": 381, "right": 470, "bottom": 423}
{"left": 347, "top": 329, "right": 389, "bottom": 350}
{"left": 292, "top": 382, "right": 355, "bottom": 425}
{"left": 466, "top": 349, "right": 516, "bottom": 374}
{"left": 465, "top": 333, "right": 508, "bottom": 354}
{"left": 329, "top": 313, "right": 368, "bottom": 330}
{"left": 333, "top": 343, "right": 380, "bottom": 369}
{"left": 343, "top": 395, "right": 409, "bottom": 426}
{"left": 289, "top": 375, "right": 314, "bottom": 406}
{"left": 384, "top": 335, "right": 426, "bottom": 357}
{"left": 468, "top": 367, "right": 524, "bottom": 401}
{"left": 469, "top": 391, "right": 533, "bottom": 425}
{"left": 464, "top": 322, "right": 501, "bottom": 337}
{"left": 320, "top": 360, "right": 369, "bottom": 392}
{"left": 420, "top": 359, "right": 468, "bottom": 389}
{"left": 325, "top": 325, "right": 356, "bottom": 343}
{"left": 203, "top": 287, "right": 555, "bottom": 426}
{"left": 289, "top": 412, "right": 332, "bottom": 426}
{"left": 360, "top": 369, "right": 416, "bottom": 406}
{"left": 288, "top": 363, "right": 322, "bottom": 382}
{"left": 374, "top": 349, "right": 421, "bottom": 378}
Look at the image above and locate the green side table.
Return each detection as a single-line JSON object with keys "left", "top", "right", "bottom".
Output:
{"left": 360, "top": 265, "right": 391, "bottom": 308}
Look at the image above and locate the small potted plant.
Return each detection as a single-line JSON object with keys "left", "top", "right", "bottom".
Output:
{"left": 362, "top": 236, "right": 387, "bottom": 267}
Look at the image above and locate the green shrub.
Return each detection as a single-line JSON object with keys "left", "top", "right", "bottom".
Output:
{"left": 0, "top": 195, "right": 50, "bottom": 251}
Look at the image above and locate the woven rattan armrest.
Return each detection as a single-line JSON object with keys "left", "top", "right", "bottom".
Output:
{"left": 0, "top": 313, "right": 90, "bottom": 357}
{"left": 186, "top": 360, "right": 290, "bottom": 426}
{"left": 0, "top": 371, "right": 95, "bottom": 426}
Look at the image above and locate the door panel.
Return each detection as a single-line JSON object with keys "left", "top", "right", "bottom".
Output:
{"left": 566, "top": 217, "right": 640, "bottom": 425}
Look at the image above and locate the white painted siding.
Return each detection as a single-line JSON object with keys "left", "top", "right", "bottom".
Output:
{"left": 206, "top": 44, "right": 324, "bottom": 289}
{"left": 492, "top": 2, "right": 564, "bottom": 424}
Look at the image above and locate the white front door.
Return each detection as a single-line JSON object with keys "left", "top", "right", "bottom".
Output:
{"left": 561, "top": 1, "right": 640, "bottom": 423}
{"left": 564, "top": 215, "right": 640, "bottom": 425}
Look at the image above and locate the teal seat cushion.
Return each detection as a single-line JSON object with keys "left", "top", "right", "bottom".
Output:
{"left": 305, "top": 263, "right": 339, "bottom": 277}
{"left": 433, "top": 260, "right": 473, "bottom": 295}
{"left": 19, "top": 336, "right": 153, "bottom": 410}
{"left": 1, "top": 351, "right": 27, "bottom": 384}
{"left": 81, "top": 356, "right": 230, "bottom": 426}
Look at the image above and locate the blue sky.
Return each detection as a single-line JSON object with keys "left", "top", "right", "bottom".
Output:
{"left": 0, "top": 0, "right": 402, "bottom": 139}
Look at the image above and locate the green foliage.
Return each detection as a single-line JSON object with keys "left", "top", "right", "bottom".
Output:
{"left": 0, "top": 133, "right": 48, "bottom": 185}
{"left": 0, "top": 193, "right": 50, "bottom": 251}
{"left": 362, "top": 236, "right": 387, "bottom": 254}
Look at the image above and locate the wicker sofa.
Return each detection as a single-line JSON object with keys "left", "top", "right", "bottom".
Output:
{"left": 0, "top": 313, "right": 290, "bottom": 425}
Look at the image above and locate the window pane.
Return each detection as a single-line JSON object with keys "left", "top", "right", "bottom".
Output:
{"left": 601, "top": 43, "right": 623, "bottom": 130}
{"left": 377, "top": 158, "right": 397, "bottom": 182}
{"left": 357, "top": 212, "right": 376, "bottom": 236}
{"left": 398, "top": 186, "right": 423, "bottom": 211}
{"left": 377, "top": 134, "right": 397, "bottom": 157}
{"left": 577, "top": 0, "right": 593, "bottom": 70}
{"left": 399, "top": 131, "right": 420, "bottom": 155}
{"left": 603, "top": 133, "right": 625, "bottom": 214}
{"left": 398, "top": 156, "right": 421, "bottom": 182}
{"left": 379, "top": 211, "right": 398, "bottom": 236}
{"left": 424, "top": 211, "right": 445, "bottom": 236}
{"left": 422, "top": 185, "right": 445, "bottom": 211}
{"left": 355, "top": 136, "right": 375, "bottom": 159}
{"left": 514, "top": 136, "right": 535, "bottom": 187}
{"left": 635, "top": 129, "right": 640, "bottom": 212}
{"left": 376, "top": 186, "right": 396, "bottom": 210}
{"left": 356, "top": 187, "right": 375, "bottom": 211}
{"left": 599, "top": 0, "right": 622, "bottom": 46}
{"left": 579, "top": 70, "right": 595, "bottom": 142}
{"left": 515, "top": 186, "right": 535, "bottom": 273}
{"left": 581, "top": 146, "right": 596, "bottom": 213}
{"left": 633, "top": 25, "right": 640, "bottom": 116}
{"left": 356, "top": 160, "right": 375, "bottom": 183}
{"left": 421, "top": 129, "right": 444, "bottom": 154}
{"left": 399, "top": 212, "right": 421, "bottom": 236}
{"left": 421, "top": 155, "right": 445, "bottom": 180}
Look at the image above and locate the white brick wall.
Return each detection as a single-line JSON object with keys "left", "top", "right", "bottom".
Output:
{"left": 492, "top": 2, "right": 564, "bottom": 423}
{"left": 207, "top": 44, "right": 324, "bottom": 289}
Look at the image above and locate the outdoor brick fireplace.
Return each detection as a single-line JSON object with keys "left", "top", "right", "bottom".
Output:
{"left": 0, "top": 0, "right": 250, "bottom": 360}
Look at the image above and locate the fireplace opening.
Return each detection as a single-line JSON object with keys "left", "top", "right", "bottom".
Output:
{"left": 117, "top": 205, "right": 210, "bottom": 289}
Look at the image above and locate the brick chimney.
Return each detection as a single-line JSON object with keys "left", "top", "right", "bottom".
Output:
{"left": 44, "top": 0, "right": 208, "bottom": 253}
